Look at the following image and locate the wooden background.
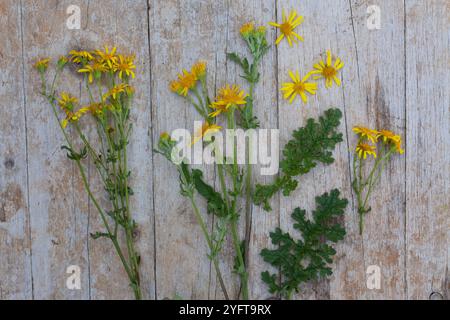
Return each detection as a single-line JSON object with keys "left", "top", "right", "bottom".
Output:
{"left": 0, "top": 0, "right": 448, "bottom": 300}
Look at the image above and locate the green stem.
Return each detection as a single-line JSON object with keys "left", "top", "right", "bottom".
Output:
{"left": 188, "top": 194, "right": 229, "bottom": 300}
{"left": 227, "top": 107, "right": 248, "bottom": 300}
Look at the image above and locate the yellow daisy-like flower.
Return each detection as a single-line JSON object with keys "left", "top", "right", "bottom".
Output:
{"left": 353, "top": 126, "right": 379, "bottom": 143}
{"left": 69, "top": 50, "right": 94, "bottom": 64}
{"left": 78, "top": 60, "right": 108, "bottom": 83}
{"left": 269, "top": 9, "right": 304, "bottom": 46}
{"left": 85, "top": 103, "right": 105, "bottom": 116}
{"left": 61, "top": 107, "right": 90, "bottom": 129}
{"left": 356, "top": 142, "right": 377, "bottom": 159}
{"left": 94, "top": 46, "right": 118, "bottom": 69}
{"left": 104, "top": 83, "right": 134, "bottom": 100}
{"left": 57, "top": 56, "right": 69, "bottom": 69}
{"left": 209, "top": 84, "right": 247, "bottom": 117}
{"left": 114, "top": 54, "right": 136, "bottom": 80}
{"left": 34, "top": 58, "right": 51, "bottom": 72}
{"left": 240, "top": 22, "right": 255, "bottom": 37}
{"left": 191, "top": 122, "right": 222, "bottom": 145}
{"left": 394, "top": 138, "right": 405, "bottom": 155}
{"left": 57, "top": 92, "right": 78, "bottom": 112}
{"left": 172, "top": 69, "right": 198, "bottom": 96}
{"left": 310, "top": 50, "right": 344, "bottom": 88}
{"left": 377, "top": 130, "right": 401, "bottom": 144}
{"left": 191, "top": 60, "right": 207, "bottom": 79}
{"left": 281, "top": 70, "right": 317, "bottom": 104}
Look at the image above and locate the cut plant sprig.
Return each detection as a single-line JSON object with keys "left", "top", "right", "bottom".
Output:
{"left": 254, "top": 108, "right": 344, "bottom": 211}
{"left": 352, "top": 126, "right": 404, "bottom": 234}
{"left": 34, "top": 48, "right": 142, "bottom": 299}
{"left": 261, "top": 189, "right": 348, "bottom": 299}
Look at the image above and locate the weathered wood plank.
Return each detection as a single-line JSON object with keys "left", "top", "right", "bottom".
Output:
{"left": 405, "top": 0, "right": 449, "bottom": 300}
{"left": 21, "top": 0, "right": 155, "bottom": 299}
{"left": 0, "top": 0, "right": 33, "bottom": 300}
{"left": 22, "top": 0, "right": 91, "bottom": 299}
{"left": 274, "top": 0, "right": 364, "bottom": 299}
{"left": 149, "top": 0, "right": 228, "bottom": 299}
{"left": 347, "top": 0, "right": 407, "bottom": 299}
{"left": 207, "top": 0, "right": 279, "bottom": 300}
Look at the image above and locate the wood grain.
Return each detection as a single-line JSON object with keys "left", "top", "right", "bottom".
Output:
{"left": 0, "top": 0, "right": 447, "bottom": 300}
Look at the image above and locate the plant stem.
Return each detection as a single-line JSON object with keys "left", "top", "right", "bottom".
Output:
{"left": 188, "top": 194, "right": 229, "bottom": 300}
{"left": 227, "top": 108, "right": 249, "bottom": 300}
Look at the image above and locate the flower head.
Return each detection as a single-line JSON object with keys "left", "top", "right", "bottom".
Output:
{"left": 69, "top": 50, "right": 94, "bottom": 65}
{"left": 57, "top": 56, "right": 69, "bottom": 69}
{"left": 172, "top": 69, "right": 197, "bottom": 96}
{"left": 57, "top": 92, "right": 78, "bottom": 112}
{"left": 114, "top": 54, "right": 136, "bottom": 80}
{"left": 377, "top": 130, "right": 400, "bottom": 143}
{"left": 356, "top": 142, "right": 377, "bottom": 159}
{"left": 34, "top": 58, "right": 51, "bottom": 73}
{"left": 310, "top": 50, "right": 344, "bottom": 88}
{"left": 394, "top": 138, "right": 405, "bottom": 155}
{"left": 281, "top": 71, "right": 317, "bottom": 104}
{"left": 191, "top": 61, "right": 207, "bottom": 79}
{"left": 240, "top": 22, "right": 255, "bottom": 37}
{"left": 269, "top": 9, "right": 304, "bottom": 46}
{"left": 94, "top": 46, "right": 118, "bottom": 69}
{"left": 104, "top": 83, "right": 134, "bottom": 100}
{"left": 78, "top": 60, "right": 108, "bottom": 83}
{"left": 209, "top": 84, "right": 247, "bottom": 117}
{"left": 192, "top": 123, "right": 222, "bottom": 145}
{"left": 61, "top": 107, "right": 90, "bottom": 129}
{"left": 353, "top": 126, "right": 379, "bottom": 143}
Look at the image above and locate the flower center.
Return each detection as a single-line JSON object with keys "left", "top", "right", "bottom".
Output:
{"left": 322, "top": 66, "right": 337, "bottom": 78}
{"left": 280, "top": 22, "right": 293, "bottom": 35}
{"left": 293, "top": 82, "right": 305, "bottom": 92}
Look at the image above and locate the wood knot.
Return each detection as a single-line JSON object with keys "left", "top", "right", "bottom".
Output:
{"left": 4, "top": 159, "right": 14, "bottom": 169}
{"left": 429, "top": 292, "right": 444, "bottom": 300}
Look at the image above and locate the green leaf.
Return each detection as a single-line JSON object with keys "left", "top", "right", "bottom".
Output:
{"left": 191, "top": 169, "right": 228, "bottom": 217}
{"left": 253, "top": 108, "right": 343, "bottom": 211}
{"left": 260, "top": 189, "right": 347, "bottom": 299}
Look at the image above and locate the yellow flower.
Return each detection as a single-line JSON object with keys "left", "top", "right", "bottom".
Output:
{"left": 191, "top": 61, "right": 207, "bottom": 79}
{"left": 353, "top": 126, "right": 379, "bottom": 143}
{"left": 269, "top": 9, "right": 304, "bottom": 46}
{"left": 94, "top": 46, "right": 118, "bottom": 69}
{"left": 377, "top": 130, "right": 401, "bottom": 143}
{"left": 209, "top": 84, "right": 247, "bottom": 117}
{"left": 356, "top": 142, "right": 377, "bottom": 159}
{"left": 34, "top": 58, "right": 51, "bottom": 72}
{"left": 104, "top": 83, "right": 134, "bottom": 100}
{"left": 169, "top": 80, "right": 182, "bottom": 94}
{"left": 78, "top": 60, "right": 108, "bottom": 83}
{"left": 57, "top": 92, "right": 78, "bottom": 112}
{"left": 394, "top": 138, "right": 405, "bottom": 155}
{"left": 192, "top": 123, "right": 222, "bottom": 145}
{"left": 114, "top": 54, "right": 136, "bottom": 79}
{"left": 69, "top": 50, "right": 94, "bottom": 64}
{"left": 310, "top": 50, "right": 344, "bottom": 88}
{"left": 61, "top": 107, "right": 90, "bottom": 129}
{"left": 86, "top": 103, "right": 105, "bottom": 116}
{"left": 57, "top": 56, "right": 69, "bottom": 69}
{"left": 240, "top": 22, "right": 255, "bottom": 37}
{"left": 174, "top": 69, "right": 197, "bottom": 96}
{"left": 281, "top": 70, "right": 317, "bottom": 104}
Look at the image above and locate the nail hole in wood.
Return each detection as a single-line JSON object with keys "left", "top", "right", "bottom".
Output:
{"left": 4, "top": 159, "right": 14, "bottom": 169}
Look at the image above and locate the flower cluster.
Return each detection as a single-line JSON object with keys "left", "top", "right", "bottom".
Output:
{"left": 352, "top": 126, "right": 404, "bottom": 234}
{"left": 269, "top": 10, "right": 344, "bottom": 105}
{"left": 34, "top": 46, "right": 142, "bottom": 299}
